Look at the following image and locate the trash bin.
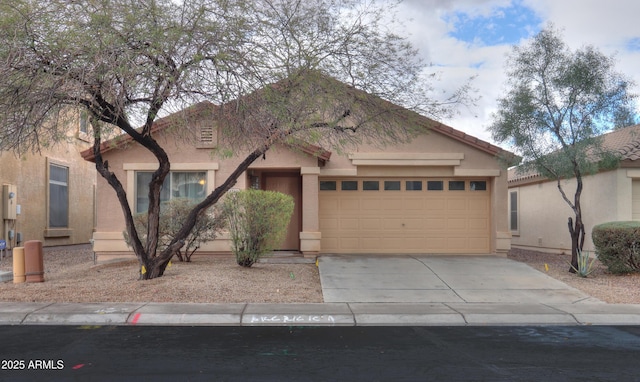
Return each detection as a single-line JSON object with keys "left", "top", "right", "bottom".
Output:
{"left": 12, "top": 247, "right": 25, "bottom": 283}
{"left": 24, "top": 240, "right": 44, "bottom": 283}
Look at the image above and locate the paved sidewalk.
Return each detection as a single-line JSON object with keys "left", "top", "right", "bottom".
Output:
{"left": 1, "top": 255, "right": 640, "bottom": 326}
{"left": 1, "top": 301, "right": 640, "bottom": 326}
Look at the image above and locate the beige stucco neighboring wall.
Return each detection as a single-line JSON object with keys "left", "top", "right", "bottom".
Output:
{"left": 510, "top": 168, "right": 637, "bottom": 253}
{"left": 0, "top": 132, "right": 96, "bottom": 249}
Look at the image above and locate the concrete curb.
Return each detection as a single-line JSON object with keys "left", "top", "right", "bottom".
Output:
{"left": 1, "top": 301, "right": 640, "bottom": 327}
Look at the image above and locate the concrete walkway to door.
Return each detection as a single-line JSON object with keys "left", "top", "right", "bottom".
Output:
{"left": 318, "top": 254, "right": 602, "bottom": 304}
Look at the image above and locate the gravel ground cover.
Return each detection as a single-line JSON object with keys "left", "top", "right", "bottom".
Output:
{"left": 508, "top": 248, "right": 640, "bottom": 304}
{"left": 0, "top": 245, "right": 323, "bottom": 303}
{"left": 1, "top": 245, "right": 638, "bottom": 304}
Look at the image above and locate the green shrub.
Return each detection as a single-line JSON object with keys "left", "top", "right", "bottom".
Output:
{"left": 592, "top": 221, "right": 640, "bottom": 274}
{"left": 221, "top": 189, "right": 294, "bottom": 267}
{"left": 124, "top": 198, "right": 226, "bottom": 262}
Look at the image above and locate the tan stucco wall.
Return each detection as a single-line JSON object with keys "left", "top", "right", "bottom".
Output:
{"left": 510, "top": 168, "right": 637, "bottom": 253}
{"left": 93, "top": 130, "right": 320, "bottom": 255}
{"left": 94, "top": 133, "right": 318, "bottom": 231}
{"left": 0, "top": 134, "right": 96, "bottom": 249}
{"left": 93, "top": 126, "right": 511, "bottom": 259}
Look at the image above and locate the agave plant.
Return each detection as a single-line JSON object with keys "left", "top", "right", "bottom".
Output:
{"left": 569, "top": 249, "right": 597, "bottom": 278}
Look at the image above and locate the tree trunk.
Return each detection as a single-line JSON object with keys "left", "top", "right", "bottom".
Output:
{"left": 567, "top": 159, "right": 585, "bottom": 273}
{"left": 140, "top": 255, "right": 172, "bottom": 280}
{"left": 567, "top": 217, "right": 585, "bottom": 273}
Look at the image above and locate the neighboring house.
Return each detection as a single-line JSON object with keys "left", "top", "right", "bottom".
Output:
{"left": 0, "top": 110, "right": 97, "bottom": 250}
{"left": 508, "top": 124, "right": 640, "bottom": 254}
{"left": 83, "top": 101, "right": 515, "bottom": 263}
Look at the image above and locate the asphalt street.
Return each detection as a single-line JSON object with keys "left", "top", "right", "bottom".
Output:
{"left": 1, "top": 325, "right": 639, "bottom": 381}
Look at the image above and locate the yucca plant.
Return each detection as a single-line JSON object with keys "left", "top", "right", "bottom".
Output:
{"left": 569, "top": 249, "right": 597, "bottom": 278}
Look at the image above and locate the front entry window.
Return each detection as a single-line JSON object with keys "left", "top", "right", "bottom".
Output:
{"left": 135, "top": 171, "right": 207, "bottom": 213}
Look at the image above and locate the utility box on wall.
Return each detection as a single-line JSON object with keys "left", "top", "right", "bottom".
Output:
{"left": 3, "top": 184, "right": 17, "bottom": 220}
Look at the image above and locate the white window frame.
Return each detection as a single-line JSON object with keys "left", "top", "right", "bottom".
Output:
{"left": 509, "top": 189, "right": 520, "bottom": 236}
{"left": 47, "top": 160, "right": 69, "bottom": 229}
{"left": 134, "top": 171, "right": 209, "bottom": 214}
{"left": 123, "top": 163, "right": 219, "bottom": 214}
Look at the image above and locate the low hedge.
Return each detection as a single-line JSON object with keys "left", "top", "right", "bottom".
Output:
{"left": 592, "top": 221, "right": 640, "bottom": 274}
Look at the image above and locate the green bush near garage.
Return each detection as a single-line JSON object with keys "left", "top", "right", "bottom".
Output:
{"left": 222, "top": 189, "right": 294, "bottom": 267}
{"left": 592, "top": 221, "right": 640, "bottom": 274}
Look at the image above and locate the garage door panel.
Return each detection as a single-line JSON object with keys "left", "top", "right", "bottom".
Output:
{"left": 447, "top": 238, "right": 470, "bottom": 251}
{"left": 383, "top": 219, "right": 411, "bottom": 230}
{"left": 447, "top": 199, "right": 469, "bottom": 212}
{"left": 339, "top": 218, "right": 359, "bottom": 230}
{"left": 320, "top": 178, "right": 490, "bottom": 253}
{"left": 338, "top": 238, "right": 360, "bottom": 251}
{"left": 360, "top": 197, "right": 383, "bottom": 205}
{"left": 360, "top": 238, "right": 383, "bottom": 250}
{"left": 339, "top": 198, "right": 360, "bottom": 210}
{"left": 468, "top": 238, "right": 490, "bottom": 252}
{"left": 360, "top": 218, "right": 383, "bottom": 230}
{"left": 468, "top": 199, "right": 489, "bottom": 214}
{"left": 424, "top": 238, "right": 447, "bottom": 251}
{"left": 447, "top": 218, "right": 467, "bottom": 230}
{"left": 322, "top": 237, "right": 339, "bottom": 250}
{"left": 383, "top": 198, "right": 404, "bottom": 210}
{"left": 424, "top": 199, "right": 446, "bottom": 211}
{"left": 322, "top": 197, "right": 339, "bottom": 208}
{"left": 381, "top": 238, "right": 425, "bottom": 250}
{"left": 468, "top": 218, "right": 489, "bottom": 230}
{"left": 357, "top": 229, "right": 387, "bottom": 236}
{"left": 320, "top": 218, "right": 339, "bottom": 230}
{"left": 403, "top": 197, "right": 425, "bottom": 212}
{"left": 424, "top": 219, "right": 446, "bottom": 230}
{"left": 394, "top": 219, "right": 426, "bottom": 230}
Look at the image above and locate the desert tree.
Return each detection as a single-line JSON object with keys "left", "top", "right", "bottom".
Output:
{"left": 0, "top": 0, "right": 472, "bottom": 279}
{"left": 613, "top": 105, "right": 639, "bottom": 129}
{"left": 489, "top": 26, "right": 636, "bottom": 271}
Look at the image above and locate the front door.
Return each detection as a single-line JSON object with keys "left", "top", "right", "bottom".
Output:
{"left": 264, "top": 173, "right": 302, "bottom": 251}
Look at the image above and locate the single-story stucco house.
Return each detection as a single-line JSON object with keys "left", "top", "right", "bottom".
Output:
{"left": 508, "top": 124, "right": 640, "bottom": 254}
{"left": 83, "top": 100, "right": 515, "bottom": 263}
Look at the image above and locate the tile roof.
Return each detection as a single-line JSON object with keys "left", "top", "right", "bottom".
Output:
{"left": 508, "top": 124, "right": 640, "bottom": 184}
{"left": 81, "top": 86, "right": 515, "bottom": 163}
{"left": 605, "top": 124, "right": 640, "bottom": 161}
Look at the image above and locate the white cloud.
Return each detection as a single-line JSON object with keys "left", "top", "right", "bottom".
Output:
{"left": 393, "top": 0, "right": 640, "bottom": 145}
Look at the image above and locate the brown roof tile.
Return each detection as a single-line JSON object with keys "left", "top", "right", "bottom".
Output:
{"left": 508, "top": 124, "right": 640, "bottom": 183}
{"left": 603, "top": 124, "right": 640, "bottom": 161}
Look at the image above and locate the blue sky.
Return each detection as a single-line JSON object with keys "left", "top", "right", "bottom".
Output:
{"left": 444, "top": 1, "right": 541, "bottom": 46}
{"left": 395, "top": 0, "right": 640, "bottom": 144}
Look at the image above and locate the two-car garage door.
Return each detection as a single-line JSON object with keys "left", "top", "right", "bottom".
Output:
{"left": 319, "top": 178, "right": 491, "bottom": 253}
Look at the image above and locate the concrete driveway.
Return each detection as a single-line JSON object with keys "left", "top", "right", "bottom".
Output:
{"left": 318, "top": 255, "right": 602, "bottom": 304}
